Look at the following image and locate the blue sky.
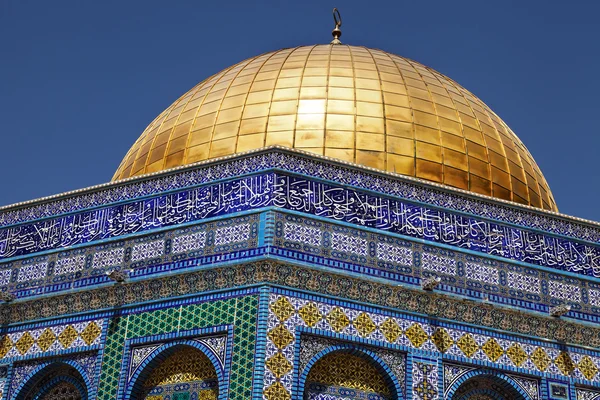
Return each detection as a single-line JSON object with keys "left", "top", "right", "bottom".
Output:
{"left": 1, "top": 0, "right": 599, "bottom": 221}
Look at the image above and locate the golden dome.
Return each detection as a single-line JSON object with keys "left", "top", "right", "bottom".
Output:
{"left": 113, "top": 45, "right": 557, "bottom": 211}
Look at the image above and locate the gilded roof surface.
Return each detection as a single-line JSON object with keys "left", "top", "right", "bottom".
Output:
{"left": 113, "top": 45, "right": 556, "bottom": 211}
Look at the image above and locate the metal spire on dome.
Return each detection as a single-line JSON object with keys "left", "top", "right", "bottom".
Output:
{"left": 331, "top": 8, "right": 342, "bottom": 44}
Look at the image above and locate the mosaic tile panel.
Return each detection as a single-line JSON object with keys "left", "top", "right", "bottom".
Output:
{"left": 95, "top": 295, "right": 258, "bottom": 400}
{"left": 7, "top": 206, "right": 600, "bottom": 329}
{"left": 0, "top": 319, "right": 103, "bottom": 361}
{"left": 443, "top": 363, "right": 475, "bottom": 398}
{"left": 131, "top": 240, "right": 165, "bottom": 263}
{"left": 421, "top": 252, "right": 456, "bottom": 275}
{"left": 264, "top": 292, "right": 600, "bottom": 400}
{"left": 0, "top": 269, "right": 11, "bottom": 285}
{"left": 412, "top": 361, "right": 438, "bottom": 400}
{"left": 508, "top": 374, "right": 541, "bottom": 400}
{"left": 215, "top": 224, "right": 250, "bottom": 246}
{"left": 331, "top": 232, "right": 368, "bottom": 257}
{"left": 465, "top": 262, "right": 499, "bottom": 285}
{"left": 508, "top": 271, "right": 541, "bottom": 294}
{"left": 171, "top": 232, "right": 206, "bottom": 254}
{"left": 284, "top": 223, "right": 322, "bottom": 247}
{"left": 304, "top": 352, "right": 393, "bottom": 400}
{"left": 92, "top": 248, "right": 124, "bottom": 269}
{"left": 54, "top": 255, "right": 86, "bottom": 275}
{"left": 549, "top": 280, "right": 582, "bottom": 302}
{"left": 17, "top": 262, "right": 47, "bottom": 283}
{"left": 0, "top": 366, "right": 6, "bottom": 400}
{"left": 443, "top": 363, "right": 540, "bottom": 400}
{"left": 376, "top": 242, "right": 413, "bottom": 266}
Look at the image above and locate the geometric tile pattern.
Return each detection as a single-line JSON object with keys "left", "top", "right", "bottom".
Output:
{"left": 421, "top": 252, "right": 456, "bottom": 275}
{"left": 171, "top": 232, "right": 207, "bottom": 254}
{"left": 507, "top": 271, "right": 541, "bottom": 294}
{"left": 264, "top": 293, "right": 600, "bottom": 399}
{"left": 465, "top": 262, "right": 499, "bottom": 285}
{"left": 376, "top": 242, "right": 412, "bottom": 265}
{"left": 273, "top": 213, "right": 600, "bottom": 322}
{"left": 2, "top": 214, "right": 258, "bottom": 300}
{"left": 214, "top": 224, "right": 250, "bottom": 246}
{"left": 131, "top": 240, "right": 165, "bottom": 263}
{"left": 331, "top": 232, "right": 368, "bottom": 257}
{"left": 549, "top": 280, "right": 582, "bottom": 302}
{"left": 284, "top": 223, "right": 321, "bottom": 247}
{"left": 129, "top": 345, "right": 161, "bottom": 379}
{"left": 304, "top": 352, "right": 392, "bottom": 399}
{"left": 17, "top": 262, "right": 48, "bottom": 282}
{"left": 443, "top": 363, "right": 541, "bottom": 400}
{"left": 95, "top": 295, "right": 258, "bottom": 400}
{"left": 54, "top": 255, "right": 86, "bottom": 275}
{"left": 507, "top": 374, "right": 540, "bottom": 400}
{"left": 92, "top": 248, "right": 124, "bottom": 269}
{"left": 0, "top": 319, "right": 103, "bottom": 361}
{"left": 0, "top": 269, "right": 11, "bottom": 285}
{"left": 443, "top": 363, "right": 475, "bottom": 398}
{"left": 7, "top": 259, "right": 600, "bottom": 363}
{"left": 413, "top": 361, "right": 438, "bottom": 400}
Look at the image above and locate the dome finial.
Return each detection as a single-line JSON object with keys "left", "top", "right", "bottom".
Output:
{"left": 331, "top": 8, "right": 342, "bottom": 44}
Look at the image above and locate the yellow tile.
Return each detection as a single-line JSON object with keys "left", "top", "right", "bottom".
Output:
{"left": 326, "top": 114, "right": 355, "bottom": 131}
{"left": 356, "top": 132, "right": 384, "bottom": 151}
{"left": 296, "top": 113, "right": 325, "bottom": 130}
{"left": 356, "top": 116, "right": 384, "bottom": 133}
{"left": 237, "top": 133, "right": 265, "bottom": 152}
{"left": 326, "top": 130, "right": 355, "bottom": 148}
{"left": 295, "top": 130, "right": 324, "bottom": 148}
{"left": 265, "top": 131, "right": 294, "bottom": 147}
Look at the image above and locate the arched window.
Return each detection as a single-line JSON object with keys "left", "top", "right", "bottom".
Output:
{"left": 303, "top": 350, "right": 397, "bottom": 400}
{"left": 452, "top": 374, "right": 527, "bottom": 400}
{"left": 136, "top": 346, "right": 219, "bottom": 400}
{"left": 37, "top": 380, "right": 82, "bottom": 400}
{"left": 15, "top": 364, "right": 87, "bottom": 400}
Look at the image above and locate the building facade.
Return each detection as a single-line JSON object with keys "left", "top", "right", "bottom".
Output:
{"left": 1, "top": 43, "right": 599, "bottom": 400}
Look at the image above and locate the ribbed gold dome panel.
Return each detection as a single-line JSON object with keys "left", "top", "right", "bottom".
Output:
{"left": 113, "top": 45, "right": 556, "bottom": 211}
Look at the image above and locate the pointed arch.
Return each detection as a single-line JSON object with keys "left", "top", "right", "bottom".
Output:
{"left": 13, "top": 362, "right": 89, "bottom": 400}
{"left": 446, "top": 369, "right": 532, "bottom": 400}
{"left": 298, "top": 344, "right": 403, "bottom": 400}
{"left": 125, "top": 339, "right": 226, "bottom": 400}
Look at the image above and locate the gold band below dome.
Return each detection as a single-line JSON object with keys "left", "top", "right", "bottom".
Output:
{"left": 112, "top": 45, "right": 557, "bottom": 211}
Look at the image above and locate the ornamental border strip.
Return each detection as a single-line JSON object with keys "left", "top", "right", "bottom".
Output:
{"left": 3, "top": 261, "right": 600, "bottom": 351}
{"left": 0, "top": 147, "right": 599, "bottom": 244}
{"left": 6, "top": 207, "right": 600, "bottom": 325}
{"left": 3, "top": 172, "right": 600, "bottom": 282}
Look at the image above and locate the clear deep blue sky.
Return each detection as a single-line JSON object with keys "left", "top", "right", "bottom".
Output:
{"left": 1, "top": 0, "right": 599, "bottom": 221}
